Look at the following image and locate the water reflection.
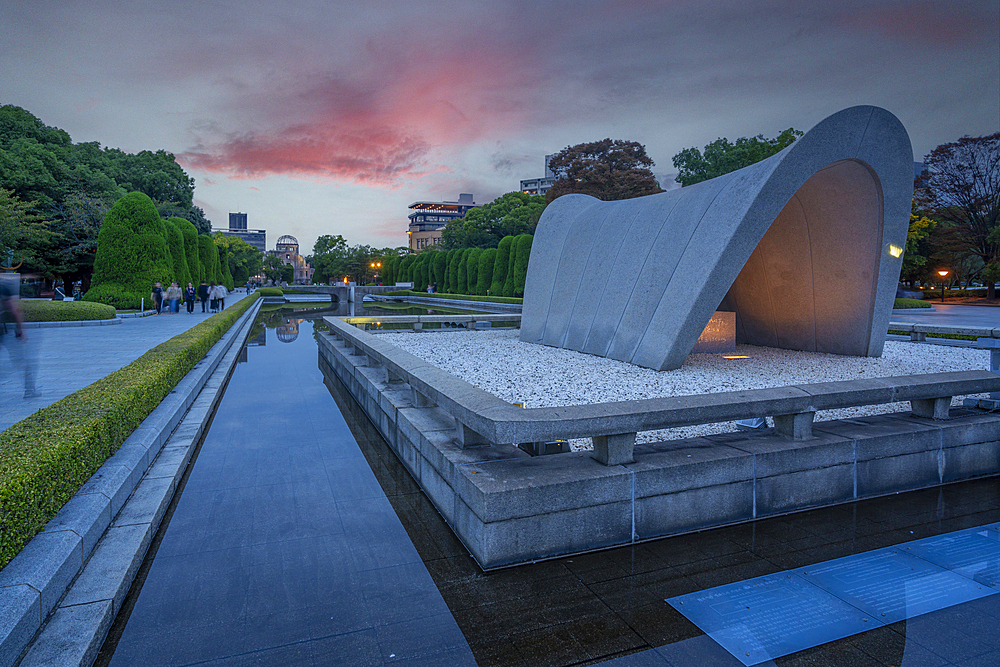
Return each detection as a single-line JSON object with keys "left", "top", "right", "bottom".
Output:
{"left": 318, "top": 348, "right": 1000, "bottom": 667}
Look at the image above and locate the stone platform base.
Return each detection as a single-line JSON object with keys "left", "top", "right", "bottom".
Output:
{"left": 317, "top": 331, "right": 1000, "bottom": 570}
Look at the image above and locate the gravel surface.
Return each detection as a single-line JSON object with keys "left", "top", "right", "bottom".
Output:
{"left": 377, "top": 328, "right": 991, "bottom": 447}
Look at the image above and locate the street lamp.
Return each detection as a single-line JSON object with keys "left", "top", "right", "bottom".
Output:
{"left": 937, "top": 269, "right": 949, "bottom": 302}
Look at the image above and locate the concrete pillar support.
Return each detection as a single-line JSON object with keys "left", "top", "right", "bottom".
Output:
{"left": 591, "top": 432, "right": 636, "bottom": 466}
{"left": 455, "top": 421, "right": 489, "bottom": 448}
{"left": 773, "top": 412, "right": 815, "bottom": 440}
{"left": 911, "top": 396, "right": 951, "bottom": 420}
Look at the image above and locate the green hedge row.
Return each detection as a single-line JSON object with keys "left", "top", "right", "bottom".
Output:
{"left": 257, "top": 287, "right": 284, "bottom": 296}
{"left": 21, "top": 301, "right": 117, "bottom": 322}
{"left": 381, "top": 233, "right": 533, "bottom": 297}
{"left": 0, "top": 293, "right": 259, "bottom": 568}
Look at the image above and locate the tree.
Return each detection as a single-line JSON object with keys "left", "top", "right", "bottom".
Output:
{"left": 441, "top": 192, "right": 545, "bottom": 249}
{"left": 198, "top": 234, "right": 221, "bottom": 283}
{"left": 83, "top": 192, "right": 173, "bottom": 309}
{"left": 919, "top": 133, "right": 1000, "bottom": 298}
{"left": 445, "top": 249, "right": 462, "bottom": 292}
{"left": 164, "top": 218, "right": 191, "bottom": 287}
{"left": 0, "top": 187, "right": 51, "bottom": 272}
{"left": 899, "top": 205, "right": 937, "bottom": 286}
{"left": 672, "top": 128, "right": 802, "bottom": 187}
{"left": 502, "top": 237, "right": 520, "bottom": 297}
{"left": 456, "top": 249, "right": 471, "bottom": 293}
{"left": 476, "top": 248, "right": 496, "bottom": 295}
{"left": 46, "top": 190, "right": 113, "bottom": 290}
{"left": 213, "top": 232, "right": 261, "bottom": 286}
{"left": 172, "top": 217, "right": 201, "bottom": 285}
{"left": 465, "top": 248, "right": 481, "bottom": 294}
{"left": 545, "top": 139, "right": 663, "bottom": 204}
{"left": 431, "top": 249, "right": 447, "bottom": 288}
{"left": 262, "top": 254, "right": 285, "bottom": 284}
{"left": 491, "top": 236, "right": 513, "bottom": 295}
{"left": 509, "top": 234, "right": 533, "bottom": 297}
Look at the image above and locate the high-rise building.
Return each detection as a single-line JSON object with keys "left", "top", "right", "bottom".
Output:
{"left": 407, "top": 194, "right": 477, "bottom": 252}
{"left": 519, "top": 155, "right": 557, "bottom": 196}
{"left": 214, "top": 212, "right": 266, "bottom": 253}
{"left": 229, "top": 212, "right": 248, "bottom": 230}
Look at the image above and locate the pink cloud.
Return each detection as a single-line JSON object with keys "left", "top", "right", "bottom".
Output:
{"left": 177, "top": 21, "right": 544, "bottom": 184}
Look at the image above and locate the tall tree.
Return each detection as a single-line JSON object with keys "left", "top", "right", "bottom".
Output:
{"left": 83, "top": 192, "right": 172, "bottom": 309}
{"left": 441, "top": 192, "right": 545, "bottom": 249}
{"left": 672, "top": 128, "right": 802, "bottom": 187}
{"left": 545, "top": 139, "right": 662, "bottom": 203}
{"left": 919, "top": 133, "right": 1000, "bottom": 298}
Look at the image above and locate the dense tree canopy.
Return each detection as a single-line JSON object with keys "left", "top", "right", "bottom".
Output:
{"left": 672, "top": 128, "right": 802, "bottom": 186}
{"left": 0, "top": 105, "right": 208, "bottom": 284}
{"left": 441, "top": 192, "right": 545, "bottom": 249}
{"left": 917, "top": 133, "right": 1000, "bottom": 298}
{"left": 212, "top": 232, "right": 262, "bottom": 286}
{"left": 545, "top": 139, "right": 662, "bottom": 203}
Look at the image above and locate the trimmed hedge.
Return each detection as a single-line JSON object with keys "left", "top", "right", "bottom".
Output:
{"left": 21, "top": 301, "right": 117, "bottom": 322}
{"left": 0, "top": 293, "right": 259, "bottom": 568}
{"left": 165, "top": 219, "right": 192, "bottom": 288}
{"left": 491, "top": 236, "right": 512, "bottom": 296}
{"left": 381, "top": 290, "right": 522, "bottom": 305}
{"left": 83, "top": 192, "right": 174, "bottom": 310}
{"left": 198, "top": 234, "right": 220, "bottom": 284}
{"left": 257, "top": 287, "right": 284, "bottom": 296}
{"left": 171, "top": 217, "right": 201, "bottom": 286}
{"left": 477, "top": 248, "right": 496, "bottom": 296}
{"left": 894, "top": 298, "right": 931, "bottom": 309}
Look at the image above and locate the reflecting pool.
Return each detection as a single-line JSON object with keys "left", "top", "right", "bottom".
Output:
{"left": 97, "top": 308, "right": 1000, "bottom": 666}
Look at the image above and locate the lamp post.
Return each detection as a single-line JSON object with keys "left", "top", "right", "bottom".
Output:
{"left": 937, "top": 269, "right": 949, "bottom": 302}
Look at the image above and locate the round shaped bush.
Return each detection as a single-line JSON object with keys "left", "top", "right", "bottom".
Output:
{"left": 257, "top": 287, "right": 284, "bottom": 296}
{"left": 83, "top": 192, "right": 173, "bottom": 310}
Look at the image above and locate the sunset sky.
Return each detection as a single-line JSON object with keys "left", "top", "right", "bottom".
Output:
{"left": 3, "top": 0, "right": 997, "bottom": 254}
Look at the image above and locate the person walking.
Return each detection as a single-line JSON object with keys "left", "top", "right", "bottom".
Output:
{"left": 165, "top": 282, "right": 181, "bottom": 314}
{"left": 208, "top": 281, "right": 219, "bottom": 313}
{"left": 185, "top": 282, "right": 196, "bottom": 313}
{"left": 216, "top": 282, "right": 228, "bottom": 310}
{"left": 0, "top": 276, "right": 38, "bottom": 399}
{"left": 151, "top": 282, "right": 163, "bottom": 315}
{"left": 198, "top": 281, "right": 209, "bottom": 313}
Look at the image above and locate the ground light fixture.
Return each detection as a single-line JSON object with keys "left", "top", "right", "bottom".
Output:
{"left": 722, "top": 355, "right": 751, "bottom": 359}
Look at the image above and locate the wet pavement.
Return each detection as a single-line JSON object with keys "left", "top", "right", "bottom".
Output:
{"left": 891, "top": 303, "right": 1000, "bottom": 328}
{"left": 94, "top": 306, "right": 1000, "bottom": 666}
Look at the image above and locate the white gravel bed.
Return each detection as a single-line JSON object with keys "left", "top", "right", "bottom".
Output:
{"left": 376, "top": 329, "right": 991, "bottom": 449}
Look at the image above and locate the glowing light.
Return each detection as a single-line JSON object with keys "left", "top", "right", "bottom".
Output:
{"left": 888, "top": 244, "right": 903, "bottom": 258}
{"left": 722, "top": 355, "right": 751, "bottom": 359}
{"left": 937, "top": 269, "right": 949, "bottom": 277}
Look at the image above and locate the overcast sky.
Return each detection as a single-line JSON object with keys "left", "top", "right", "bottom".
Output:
{"left": 3, "top": 0, "right": 997, "bottom": 254}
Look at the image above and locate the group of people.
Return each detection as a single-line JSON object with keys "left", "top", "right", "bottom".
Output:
{"left": 150, "top": 280, "right": 229, "bottom": 315}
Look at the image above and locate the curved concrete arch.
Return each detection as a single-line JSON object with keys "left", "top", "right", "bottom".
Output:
{"left": 521, "top": 106, "right": 913, "bottom": 371}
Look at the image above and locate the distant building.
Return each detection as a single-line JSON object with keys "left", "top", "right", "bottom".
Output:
{"left": 519, "top": 154, "right": 557, "bottom": 196}
{"left": 214, "top": 211, "right": 266, "bottom": 253}
{"left": 407, "top": 193, "right": 477, "bottom": 252}
{"left": 229, "top": 212, "right": 248, "bottom": 230}
{"left": 266, "top": 235, "right": 314, "bottom": 283}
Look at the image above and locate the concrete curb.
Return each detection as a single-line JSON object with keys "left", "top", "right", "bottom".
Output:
{"left": 0, "top": 296, "right": 262, "bottom": 667}
{"left": 19, "top": 319, "right": 122, "bottom": 329}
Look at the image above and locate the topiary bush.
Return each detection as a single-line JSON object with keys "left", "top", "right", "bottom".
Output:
{"left": 510, "top": 234, "right": 533, "bottom": 297}
{"left": 165, "top": 218, "right": 192, "bottom": 287}
{"left": 432, "top": 250, "right": 448, "bottom": 288}
{"left": 198, "top": 234, "right": 220, "bottom": 285}
{"left": 257, "top": 286, "right": 284, "bottom": 296}
{"left": 465, "top": 248, "right": 481, "bottom": 295}
{"left": 0, "top": 293, "right": 259, "bottom": 568}
{"left": 492, "top": 235, "right": 513, "bottom": 296}
{"left": 83, "top": 192, "right": 173, "bottom": 310}
{"left": 21, "top": 301, "right": 116, "bottom": 322}
{"left": 171, "top": 217, "right": 201, "bottom": 286}
{"left": 477, "top": 248, "right": 496, "bottom": 296}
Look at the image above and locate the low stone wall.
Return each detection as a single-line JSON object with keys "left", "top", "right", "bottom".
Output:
{"left": 317, "top": 319, "right": 1000, "bottom": 569}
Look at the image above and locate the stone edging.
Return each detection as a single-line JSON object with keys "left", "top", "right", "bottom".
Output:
{"left": 20, "top": 319, "right": 122, "bottom": 329}
{"left": 0, "top": 297, "right": 262, "bottom": 667}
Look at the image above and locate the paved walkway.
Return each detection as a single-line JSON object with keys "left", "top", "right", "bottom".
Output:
{"left": 0, "top": 291, "right": 254, "bottom": 433}
{"left": 891, "top": 303, "right": 1000, "bottom": 329}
